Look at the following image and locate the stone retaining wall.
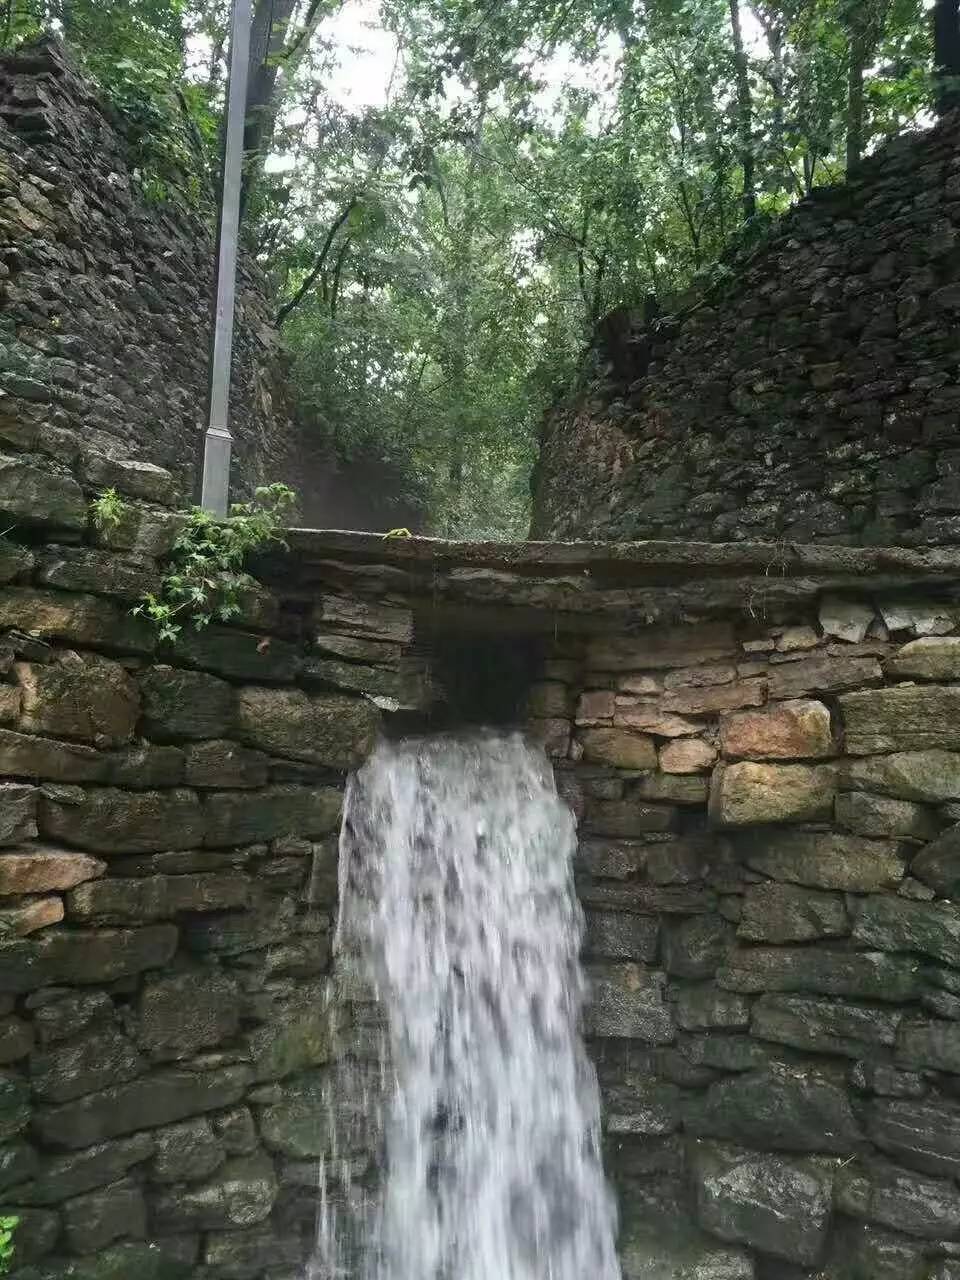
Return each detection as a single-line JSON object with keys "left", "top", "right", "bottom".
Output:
{"left": 526, "top": 594, "right": 960, "bottom": 1279}
{"left": 8, "top": 443, "right": 960, "bottom": 1274}
{"left": 531, "top": 108, "right": 960, "bottom": 549}
{"left": 0, "top": 37, "right": 294, "bottom": 505}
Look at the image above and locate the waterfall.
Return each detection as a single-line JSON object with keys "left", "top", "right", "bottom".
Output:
{"left": 312, "top": 732, "right": 621, "bottom": 1280}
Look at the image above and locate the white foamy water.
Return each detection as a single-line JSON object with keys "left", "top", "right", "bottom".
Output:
{"left": 311, "top": 732, "right": 621, "bottom": 1280}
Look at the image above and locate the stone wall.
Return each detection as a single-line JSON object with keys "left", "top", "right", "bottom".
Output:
{"left": 0, "top": 445, "right": 446, "bottom": 1278}
{"left": 527, "top": 595, "right": 960, "bottom": 1279}
{"left": 531, "top": 109, "right": 960, "bottom": 547}
{"left": 0, "top": 38, "right": 294, "bottom": 505}
{"left": 9, "top": 434, "right": 960, "bottom": 1275}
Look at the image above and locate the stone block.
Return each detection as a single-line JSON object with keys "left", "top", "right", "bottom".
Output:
{"left": 575, "top": 838, "right": 647, "bottom": 880}
{"left": 751, "top": 993, "right": 900, "bottom": 1058}
{"left": 632, "top": 772, "right": 708, "bottom": 805}
{"left": 738, "top": 882, "right": 849, "bottom": 942}
{"left": 32, "top": 991, "right": 113, "bottom": 1046}
{"left": 0, "top": 1015, "right": 32, "bottom": 1064}
{"left": 910, "top": 822, "right": 960, "bottom": 895}
{"left": 15, "top": 651, "right": 139, "bottom": 745}
{"left": 50, "top": 1240, "right": 196, "bottom": 1278}
{"left": 576, "top": 690, "right": 615, "bottom": 723}
{"left": 106, "top": 744, "right": 185, "bottom": 788}
{"left": 603, "top": 1076, "right": 681, "bottom": 1136}
{"left": 312, "top": 631, "right": 402, "bottom": 666}
{"left": 30, "top": 1025, "right": 144, "bottom": 1103}
{"left": 739, "top": 830, "right": 906, "bottom": 892}
{"left": 878, "top": 600, "right": 956, "bottom": 637}
{"left": 151, "top": 1118, "right": 226, "bottom": 1184}
{"left": 659, "top": 738, "right": 717, "bottom": 773}
{"left": 896, "top": 1018, "right": 960, "bottom": 1072}
{"left": 584, "top": 965, "right": 675, "bottom": 1042}
{"left": 841, "top": 685, "right": 960, "bottom": 753}
{"left": 718, "top": 946, "right": 920, "bottom": 1002}
{"left": 844, "top": 749, "right": 960, "bottom": 802}
{"left": 0, "top": 782, "right": 37, "bottom": 845}
{"left": 62, "top": 1175, "right": 147, "bottom": 1253}
{"left": 139, "top": 666, "right": 235, "bottom": 741}
{"left": 203, "top": 1225, "right": 308, "bottom": 1275}
{"left": 579, "top": 882, "right": 715, "bottom": 915}
{"left": 687, "top": 1062, "right": 862, "bottom": 1154}
{"left": 645, "top": 836, "right": 713, "bottom": 884}
{"left": 0, "top": 925, "right": 178, "bottom": 995}
{"left": 150, "top": 1152, "right": 277, "bottom": 1232}
{"left": 0, "top": 588, "right": 154, "bottom": 654}
{"left": 586, "top": 623, "right": 737, "bottom": 671}
{"left": 182, "top": 739, "right": 269, "bottom": 790}
{"left": 526, "top": 681, "right": 572, "bottom": 717}
{"left": 183, "top": 899, "right": 299, "bottom": 957}
{"left": 36, "top": 545, "right": 161, "bottom": 602}
{"left": 235, "top": 687, "right": 379, "bottom": 768}
{"left": 0, "top": 1068, "right": 29, "bottom": 1139}
{"left": 584, "top": 911, "right": 658, "bottom": 962}
{"left": 202, "top": 785, "right": 342, "bottom": 847}
{"left": 0, "top": 452, "right": 85, "bottom": 528}
{"left": 662, "top": 681, "right": 766, "bottom": 717}
{"left": 40, "top": 787, "right": 204, "bottom": 854}
{"left": 662, "top": 916, "right": 735, "bottom": 979}
{"left": 301, "top": 656, "right": 426, "bottom": 708}
{"left": 314, "top": 594, "right": 413, "bottom": 643}
{"left": 818, "top": 1219, "right": 929, "bottom": 1280}
{"left": 853, "top": 895, "right": 960, "bottom": 967}
{"left": 674, "top": 985, "right": 751, "bottom": 1031}
{"left": 246, "top": 980, "right": 334, "bottom": 1082}
{"left": 709, "top": 761, "right": 835, "bottom": 826}
{"left": 172, "top": 626, "right": 300, "bottom": 682}
{"left": 614, "top": 702, "right": 703, "bottom": 736}
{"left": 93, "top": 501, "right": 184, "bottom": 558}
{"left": 0, "top": 895, "right": 63, "bottom": 936}
{"left": 836, "top": 791, "right": 942, "bottom": 839}
{"left": 67, "top": 872, "right": 249, "bottom": 922}
{"left": 578, "top": 728, "right": 656, "bottom": 769}
{"left": 16, "top": 1134, "right": 155, "bottom": 1205}
{"left": 82, "top": 454, "right": 176, "bottom": 504}
{"left": 0, "top": 1141, "right": 37, "bottom": 1194}
{"left": 867, "top": 1097, "right": 960, "bottom": 1178}
{"left": 212, "top": 1107, "right": 258, "bottom": 1156}
{"left": 0, "top": 1206, "right": 59, "bottom": 1265}
{"left": 819, "top": 597, "right": 876, "bottom": 643}
{"left": 692, "top": 1141, "right": 833, "bottom": 1264}
{"left": 0, "top": 537, "right": 33, "bottom": 584}
{"left": 584, "top": 797, "right": 678, "bottom": 836}
{"left": 526, "top": 717, "right": 571, "bottom": 757}
{"left": 258, "top": 1069, "right": 331, "bottom": 1159}
{"left": 138, "top": 971, "right": 241, "bottom": 1060}
{"left": 720, "top": 699, "right": 833, "bottom": 760}
{"left": 887, "top": 636, "right": 960, "bottom": 680}
{"left": 836, "top": 1156, "right": 960, "bottom": 1239}
{"left": 32, "top": 1066, "right": 250, "bottom": 1150}
{"left": 767, "top": 652, "right": 882, "bottom": 699}
{"left": 0, "top": 727, "right": 109, "bottom": 783}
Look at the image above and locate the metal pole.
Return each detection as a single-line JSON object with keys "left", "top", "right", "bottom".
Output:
{"left": 201, "top": 0, "right": 254, "bottom": 515}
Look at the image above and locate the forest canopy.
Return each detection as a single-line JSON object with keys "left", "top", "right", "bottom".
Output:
{"left": 1, "top": 0, "right": 957, "bottom": 535}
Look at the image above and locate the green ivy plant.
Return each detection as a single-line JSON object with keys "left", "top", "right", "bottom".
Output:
{"left": 0, "top": 1215, "right": 18, "bottom": 1275}
{"left": 89, "top": 487, "right": 126, "bottom": 533}
{"left": 135, "top": 484, "right": 296, "bottom": 643}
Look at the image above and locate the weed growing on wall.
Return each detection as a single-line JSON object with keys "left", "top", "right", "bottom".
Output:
{"left": 0, "top": 1217, "right": 18, "bottom": 1275}
{"left": 136, "top": 484, "right": 296, "bottom": 642}
{"left": 89, "top": 487, "right": 126, "bottom": 533}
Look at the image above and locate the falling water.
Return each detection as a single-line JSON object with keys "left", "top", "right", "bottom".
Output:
{"left": 312, "top": 732, "right": 621, "bottom": 1280}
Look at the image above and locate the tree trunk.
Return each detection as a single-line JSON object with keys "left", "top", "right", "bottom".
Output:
{"left": 935, "top": 0, "right": 960, "bottom": 114}
{"left": 845, "top": 28, "right": 867, "bottom": 175}
{"left": 728, "top": 0, "right": 756, "bottom": 221}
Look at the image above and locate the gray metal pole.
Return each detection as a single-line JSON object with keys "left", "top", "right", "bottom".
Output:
{"left": 201, "top": 0, "right": 254, "bottom": 515}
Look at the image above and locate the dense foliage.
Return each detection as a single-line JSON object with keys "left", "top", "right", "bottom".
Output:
{"left": 1, "top": 0, "right": 956, "bottom": 534}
